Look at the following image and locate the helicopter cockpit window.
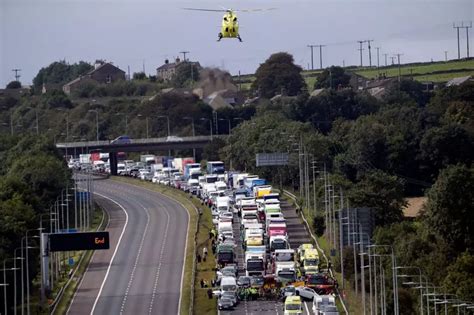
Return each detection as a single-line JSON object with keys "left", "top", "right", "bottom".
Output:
{"left": 223, "top": 17, "right": 228, "bottom": 21}
{"left": 233, "top": 17, "right": 237, "bottom": 21}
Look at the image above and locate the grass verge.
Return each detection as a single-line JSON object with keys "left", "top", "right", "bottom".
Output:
{"left": 51, "top": 204, "right": 107, "bottom": 315}
{"left": 110, "top": 176, "right": 217, "bottom": 315}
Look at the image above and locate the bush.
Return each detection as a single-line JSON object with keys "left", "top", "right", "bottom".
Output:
{"left": 6, "top": 81, "right": 21, "bottom": 89}
{"left": 312, "top": 214, "right": 325, "bottom": 236}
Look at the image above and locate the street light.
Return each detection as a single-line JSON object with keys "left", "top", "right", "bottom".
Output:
{"left": 27, "top": 107, "right": 39, "bottom": 135}
{"left": 2, "top": 258, "right": 20, "bottom": 315}
{"left": 218, "top": 118, "right": 231, "bottom": 135}
{"left": 88, "top": 109, "right": 99, "bottom": 141}
{"left": 183, "top": 117, "right": 196, "bottom": 160}
{"left": 395, "top": 266, "right": 423, "bottom": 315}
{"left": 115, "top": 113, "right": 128, "bottom": 135}
{"left": 200, "top": 117, "right": 213, "bottom": 140}
{"left": 156, "top": 115, "right": 170, "bottom": 137}
{"left": 137, "top": 114, "right": 149, "bottom": 138}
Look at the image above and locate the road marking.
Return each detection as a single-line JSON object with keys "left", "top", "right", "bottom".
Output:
{"left": 90, "top": 192, "right": 129, "bottom": 315}
{"left": 66, "top": 196, "right": 110, "bottom": 315}
{"left": 108, "top": 179, "right": 192, "bottom": 314}
{"left": 304, "top": 300, "right": 311, "bottom": 314}
{"left": 148, "top": 203, "right": 170, "bottom": 314}
{"left": 119, "top": 199, "right": 151, "bottom": 314}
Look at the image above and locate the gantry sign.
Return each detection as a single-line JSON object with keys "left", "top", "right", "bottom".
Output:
{"left": 49, "top": 231, "right": 110, "bottom": 251}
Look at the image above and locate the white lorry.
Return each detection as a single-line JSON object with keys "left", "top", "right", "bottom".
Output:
{"left": 245, "top": 246, "right": 266, "bottom": 277}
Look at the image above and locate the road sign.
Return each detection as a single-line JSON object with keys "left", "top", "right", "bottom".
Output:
{"left": 68, "top": 258, "right": 74, "bottom": 266}
{"left": 76, "top": 192, "right": 90, "bottom": 201}
{"left": 256, "top": 153, "right": 289, "bottom": 167}
{"left": 49, "top": 232, "right": 110, "bottom": 252}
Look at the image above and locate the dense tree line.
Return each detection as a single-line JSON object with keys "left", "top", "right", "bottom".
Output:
{"left": 0, "top": 135, "right": 70, "bottom": 313}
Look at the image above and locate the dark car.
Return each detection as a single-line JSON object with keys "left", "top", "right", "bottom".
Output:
{"left": 111, "top": 135, "right": 131, "bottom": 144}
{"left": 237, "top": 276, "right": 251, "bottom": 288}
{"left": 218, "top": 296, "right": 234, "bottom": 310}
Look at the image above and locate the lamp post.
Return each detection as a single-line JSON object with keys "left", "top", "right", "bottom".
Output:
{"left": 157, "top": 115, "right": 171, "bottom": 156}
{"left": 200, "top": 117, "right": 213, "bottom": 140}
{"left": 3, "top": 258, "right": 20, "bottom": 315}
{"left": 396, "top": 266, "right": 423, "bottom": 315}
{"left": 218, "top": 118, "right": 231, "bottom": 135}
{"left": 27, "top": 107, "right": 39, "bottom": 135}
{"left": 115, "top": 113, "right": 128, "bottom": 135}
{"left": 88, "top": 109, "right": 99, "bottom": 141}
{"left": 183, "top": 117, "right": 195, "bottom": 160}
{"left": 137, "top": 114, "right": 149, "bottom": 139}
{"left": 14, "top": 247, "right": 25, "bottom": 315}
{"left": 368, "top": 244, "right": 399, "bottom": 315}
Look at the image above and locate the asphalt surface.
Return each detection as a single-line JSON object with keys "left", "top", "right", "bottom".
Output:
{"left": 67, "top": 179, "right": 189, "bottom": 315}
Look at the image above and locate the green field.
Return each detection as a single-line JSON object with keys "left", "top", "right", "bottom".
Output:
{"left": 355, "top": 59, "right": 474, "bottom": 82}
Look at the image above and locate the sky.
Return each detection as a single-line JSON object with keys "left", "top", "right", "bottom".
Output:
{"left": 0, "top": 0, "right": 472, "bottom": 87}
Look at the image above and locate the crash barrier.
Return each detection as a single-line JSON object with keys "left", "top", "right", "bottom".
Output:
{"left": 283, "top": 190, "right": 349, "bottom": 315}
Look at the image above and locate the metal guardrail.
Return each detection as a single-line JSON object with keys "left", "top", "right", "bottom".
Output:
{"left": 283, "top": 190, "right": 349, "bottom": 315}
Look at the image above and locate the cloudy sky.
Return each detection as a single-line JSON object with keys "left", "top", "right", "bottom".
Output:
{"left": 0, "top": 0, "right": 472, "bottom": 87}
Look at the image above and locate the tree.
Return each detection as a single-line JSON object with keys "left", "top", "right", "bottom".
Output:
{"left": 424, "top": 164, "right": 474, "bottom": 253}
{"left": 349, "top": 170, "right": 405, "bottom": 226}
{"left": 314, "top": 66, "right": 350, "bottom": 89}
{"left": 443, "top": 252, "right": 474, "bottom": 301}
{"left": 33, "top": 60, "right": 93, "bottom": 89}
{"left": 252, "top": 52, "right": 305, "bottom": 98}
{"left": 172, "top": 62, "right": 200, "bottom": 88}
{"left": 133, "top": 72, "right": 147, "bottom": 80}
{"left": 6, "top": 81, "right": 21, "bottom": 89}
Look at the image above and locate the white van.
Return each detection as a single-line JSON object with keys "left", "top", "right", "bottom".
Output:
{"left": 220, "top": 276, "right": 237, "bottom": 292}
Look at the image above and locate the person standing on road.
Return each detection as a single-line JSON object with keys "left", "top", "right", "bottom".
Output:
{"left": 203, "top": 246, "right": 208, "bottom": 258}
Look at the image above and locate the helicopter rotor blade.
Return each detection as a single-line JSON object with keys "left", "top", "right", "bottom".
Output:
{"left": 235, "top": 8, "right": 277, "bottom": 12}
{"left": 182, "top": 8, "right": 228, "bottom": 12}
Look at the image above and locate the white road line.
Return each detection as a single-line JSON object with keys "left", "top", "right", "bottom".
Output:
{"left": 107, "top": 179, "right": 192, "bottom": 314}
{"left": 90, "top": 192, "right": 129, "bottom": 315}
{"left": 148, "top": 203, "right": 170, "bottom": 314}
{"left": 66, "top": 197, "right": 110, "bottom": 315}
{"left": 119, "top": 199, "right": 151, "bottom": 314}
{"left": 304, "top": 300, "right": 311, "bottom": 314}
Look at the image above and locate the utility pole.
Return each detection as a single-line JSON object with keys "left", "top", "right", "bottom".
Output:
{"left": 394, "top": 53, "right": 403, "bottom": 82}
{"left": 376, "top": 47, "right": 380, "bottom": 68}
{"left": 366, "top": 40, "right": 374, "bottom": 67}
{"left": 142, "top": 60, "right": 145, "bottom": 73}
{"left": 12, "top": 69, "right": 21, "bottom": 81}
{"left": 390, "top": 56, "right": 396, "bottom": 65}
{"left": 357, "top": 41, "right": 365, "bottom": 67}
{"left": 307, "top": 45, "right": 316, "bottom": 70}
{"left": 383, "top": 53, "right": 388, "bottom": 67}
{"left": 180, "top": 51, "right": 190, "bottom": 62}
{"left": 462, "top": 22, "right": 472, "bottom": 58}
{"left": 316, "top": 45, "right": 325, "bottom": 69}
{"left": 444, "top": 50, "right": 448, "bottom": 61}
{"left": 453, "top": 23, "right": 463, "bottom": 59}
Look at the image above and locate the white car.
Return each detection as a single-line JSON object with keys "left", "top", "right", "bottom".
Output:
{"left": 295, "top": 286, "right": 318, "bottom": 300}
{"left": 219, "top": 212, "right": 233, "bottom": 223}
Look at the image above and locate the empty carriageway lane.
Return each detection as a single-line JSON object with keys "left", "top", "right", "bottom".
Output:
{"left": 67, "top": 179, "right": 189, "bottom": 315}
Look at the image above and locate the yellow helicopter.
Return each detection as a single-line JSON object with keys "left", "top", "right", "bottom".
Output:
{"left": 182, "top": 7, "right": 275, "bottom": 42}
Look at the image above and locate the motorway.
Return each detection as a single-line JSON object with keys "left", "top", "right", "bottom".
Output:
{"left": 67, "top": 178, "right": 189, "bottom": 315}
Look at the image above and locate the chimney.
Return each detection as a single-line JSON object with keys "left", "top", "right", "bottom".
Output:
{"left": 175, "top": 57, "right": 181, "bottom": 63}
{"left": 165, "top": 59, "right": 169, "bottom": 64}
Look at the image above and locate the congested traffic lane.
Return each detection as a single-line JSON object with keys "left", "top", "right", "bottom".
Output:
{"left": 67, "top": 178, "right": 188, "bottom": 315}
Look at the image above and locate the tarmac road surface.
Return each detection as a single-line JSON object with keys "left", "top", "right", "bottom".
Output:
{"left": 67, "top": 178, "right": 189, "bottom": 315}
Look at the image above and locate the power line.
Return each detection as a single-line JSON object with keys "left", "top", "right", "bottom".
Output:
{"left": 357, "top": 40, "right": 365, "bottom": 67}
{"left": 453, "top": 23, "right": 464, "bottom": 59}
{"left": 180, "top": 51, "right": 190, "bottom": 62}
{"left": 12, "top": 69, "right": 21, "bottom": 81}
{"left": 366, "top": 40, "right": 374, "bottom": 67}
{"left": 307, "top": 45, "right": 317, "bottom": 70}
{"left": 383, "top": 53, "right": 388, "bottom": 67}
{"left": 394, "top": 53, "right": 403, "bottom": 82}
{"left": 376, "top": 47, "right": 381, "bottom": 68}
{"left": 462, "top": 21, "right": 472, "bottom": 58}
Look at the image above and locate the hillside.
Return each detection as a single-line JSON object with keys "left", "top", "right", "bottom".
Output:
{"left": 233, "top": 58, "right": 474, "bottom": 91}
